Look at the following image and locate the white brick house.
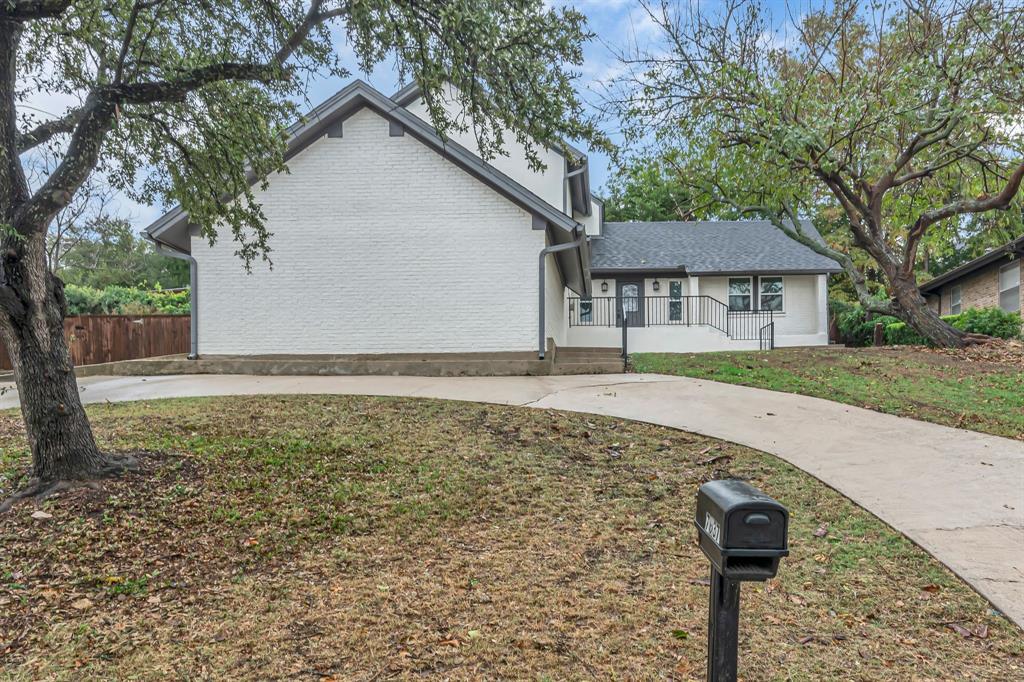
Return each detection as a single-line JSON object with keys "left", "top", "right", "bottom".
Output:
{"left": 146, "top": 80, "right": 839, "bottom": 361}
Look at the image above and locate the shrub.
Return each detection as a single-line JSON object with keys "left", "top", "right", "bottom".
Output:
{"left": 63, "top": 284, "right": 104, "bottom": 315}
{"left": 949, "top": 307, "right": 1022, "bottom": 339}
{"left": 62, "top": 284, "right": 190, "bottom": 316}
{"left": 882, "top": 322, "right": 927, "bottom": 346}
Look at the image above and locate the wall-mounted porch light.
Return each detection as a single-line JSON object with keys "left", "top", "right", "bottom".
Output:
{"left": 601, "top": 280, "right": 609, "bottom": 293}
{"left": 652, "top": 279, "right": 661, "bottom": 292}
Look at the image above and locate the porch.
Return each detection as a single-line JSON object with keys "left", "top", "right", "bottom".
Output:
{"left": 566, "top": 295, "right": 777, "bottom": 354}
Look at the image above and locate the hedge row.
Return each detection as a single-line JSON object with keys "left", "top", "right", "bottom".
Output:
{"left": 833, "top": 301, "right": 1022, "bottom": 347}
{"left": 65, "top": 284, "right": 190, "bottom": 316}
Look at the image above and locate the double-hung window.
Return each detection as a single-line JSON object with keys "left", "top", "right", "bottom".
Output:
{"left": 759, "top": 277, "right": 784, "bottom": 312}
{"left": 949, "top": 285, "right": 962, "bottom": 315}
{"left": 669, "top": 280, "right": 683, "bottom": 321}
{"left": 728, "top": 277, "right": 752, "bottom": 311}
{"left": 999, "top": 262, "right": 1020, "bottom": 313}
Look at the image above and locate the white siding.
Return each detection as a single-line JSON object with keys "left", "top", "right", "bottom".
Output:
{"left": 194, "top": 107, "right": 544, "bottom": 355}
{"left": 577, "top": 198, "right": 604, "bottom": 236}
{"left": 403, "top": 94, "right": 567, "bottom": 213}
{"left": 544, "top": 252, "right": 567, "bottom": 349}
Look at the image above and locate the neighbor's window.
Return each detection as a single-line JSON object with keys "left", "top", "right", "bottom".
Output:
{"left": 950, "top": 285, "right": 962, "bottom": 315}
{"left": 999, "top": 262, "right": 1020, "bottom": 312}
{"left": 728, "top": 277, "right": 752, "bottom": 311}
{"left": 669, "top": 280, "right": 683, "bottom": 321}
{"left": 579, "top": 297, "right": 593, "bottom": 323}
{"left": 759, "top": 277, "right": 784, "bottom": 312}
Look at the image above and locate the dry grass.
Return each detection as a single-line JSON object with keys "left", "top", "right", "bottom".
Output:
{"left": 0, "top": 395, "right": 1020, "bottom": 680}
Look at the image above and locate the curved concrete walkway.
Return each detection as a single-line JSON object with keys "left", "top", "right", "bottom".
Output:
{"left": 1, "top": 373, "right": 1021, "bottom": 628}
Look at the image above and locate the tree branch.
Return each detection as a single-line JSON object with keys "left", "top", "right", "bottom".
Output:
{"left": 903, "top": 161, "right": 1024, "bottom": 274}
{"left": 16, "top": 106, "right": 87, "bottom": 153}
{"left": 1, "top": 0, "right": 73, "bottom": 20}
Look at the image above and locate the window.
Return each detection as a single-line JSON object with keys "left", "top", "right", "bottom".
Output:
{"left": 728, "top": 277, "right": 752, "bottom": 311}
{"left": 759, "top": 277, "right": 784, "bottom": 312}
{"left": 579, "top": 297, "right": 593, "bottom": 323}
{"left": 999, "top": 262, "right": 1020, "bottom": 313}
{"left": 669, "top": 280, "right": 683, "bottom": 321}
{"left": 949, "top": 285, "right": 962, "bottom": 315}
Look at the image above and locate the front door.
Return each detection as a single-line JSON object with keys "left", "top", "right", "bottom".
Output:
{"left": 617, "top": 280, "right": 644, "bottom": 327}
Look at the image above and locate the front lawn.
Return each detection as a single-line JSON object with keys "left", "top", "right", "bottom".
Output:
{"left": 1, "top": 396, "right": 1020, "bottom": 679}
{"left": 633, "top": 344, "right": 1024, "bottom": 439}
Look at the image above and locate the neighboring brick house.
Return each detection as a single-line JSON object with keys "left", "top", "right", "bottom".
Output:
{"left": 921, "top": 236, "right": 1024, "bottom": 317}
{"left": 145, "top": 80, "right": 837, "bottom": 359}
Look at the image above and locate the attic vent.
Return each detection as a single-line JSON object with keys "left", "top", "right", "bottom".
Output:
{"left": 327, "top": 121, "right": 343, "bottom": 138}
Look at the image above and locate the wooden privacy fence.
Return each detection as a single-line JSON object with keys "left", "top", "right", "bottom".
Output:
{"left": 0, "top": 315, "right": 190, "bottom": 370}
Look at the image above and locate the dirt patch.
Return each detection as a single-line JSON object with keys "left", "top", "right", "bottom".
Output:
{"left": 1, "top": 396, "right": 1021, "bottom": 679}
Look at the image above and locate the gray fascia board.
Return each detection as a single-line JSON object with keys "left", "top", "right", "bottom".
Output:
{"left": 143, "top": 79, "right": 582, "bottom": 244}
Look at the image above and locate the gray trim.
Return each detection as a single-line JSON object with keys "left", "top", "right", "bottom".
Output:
{"left": 388, "top": 120, "right": 404, "bottom": 137}
{"left": 145, "top": 79, "right": 584, "bottom": 255}
{"left": 920, "top": 235, "right": 1024, "bottom": 293}
{"left": 532, "top": 214, "right": 547, "bottom": 230}
{"left": 327, "top": 120, "right": 343, "bottom": 138}
{"left": 150, "top": 239, "right": 198, "bottom": 360}
{"left": 538, "top": 229, "right": 587, "bottom": 358}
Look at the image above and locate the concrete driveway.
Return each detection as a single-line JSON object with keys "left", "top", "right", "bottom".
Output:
{"left": 1, "top": 372, "right": 1022, "bottom": 628}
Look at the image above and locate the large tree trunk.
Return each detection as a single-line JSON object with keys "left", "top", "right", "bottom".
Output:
{"left": 888, "top": 275, "right": 968, "bottom": 348}
{"left": 0, "top": 233, "right": 109, "bottom": 483}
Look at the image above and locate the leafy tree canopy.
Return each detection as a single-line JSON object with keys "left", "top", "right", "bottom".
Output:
{"left": 605, "top": 0, "right": 1024, "bottom": 346}
{"left": 16, "top": 0, "right": 604, "bottom": 265}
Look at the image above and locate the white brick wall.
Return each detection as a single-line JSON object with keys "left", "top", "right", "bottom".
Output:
{"left": 193, "top": 107, "right": 545, "bottom": 355}
{"left": 403, "top": 94, "right": 568, "bottom": 212}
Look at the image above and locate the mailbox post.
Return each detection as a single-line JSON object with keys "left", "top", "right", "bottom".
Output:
{"left": 695, "top": 480, "right": 789, "bottom": 682}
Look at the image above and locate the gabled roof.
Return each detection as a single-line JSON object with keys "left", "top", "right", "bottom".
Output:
{"left": 391, "top": 82, "right": 592, "bottom": 216}
{"left": 920, "top": 234, "right": 1024, "bottom": 293}
{"left": 589, "top": 220, "right": 843, "bottom": 275}
{"left": 146, "top": 79, "right": 583, "bottom": 253}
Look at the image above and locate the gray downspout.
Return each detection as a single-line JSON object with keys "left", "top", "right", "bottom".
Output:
{"left": 538, "top": 228, "right": 587, "bottom": 359}
{"left": 153, "top": 242, "right": 199, "bottom": 360}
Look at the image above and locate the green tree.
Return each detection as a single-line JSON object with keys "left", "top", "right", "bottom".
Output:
{"left": 57, "top": 223, "right": 190, "bottom": 289}
{"left": 604, "top": 154, "right": 698, "bottom": 222}
{"left": 608, "top": 0, "right": 1024, "bottom": 347}
{"left": 0, "top": 0, "right": 599, "bottom": 508}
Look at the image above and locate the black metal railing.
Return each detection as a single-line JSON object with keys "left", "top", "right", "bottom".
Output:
{"left": 727, "top": 310, "right": 776, "bottom": 341}
{"left": 568, "top": 295, "right": 776, "bottom": 345}
{"left": 758, "top": 321, "right": 775, "bottom": 350}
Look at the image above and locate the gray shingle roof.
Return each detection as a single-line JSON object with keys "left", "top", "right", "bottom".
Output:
{"left": 590, "top": 220, "right": 842, "bottom": 275}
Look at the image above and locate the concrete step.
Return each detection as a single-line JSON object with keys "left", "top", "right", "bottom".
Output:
{"left": 551, "top": 360, "right": 626, "bottom": 375}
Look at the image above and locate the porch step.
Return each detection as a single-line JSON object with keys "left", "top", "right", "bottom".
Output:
{"left": 552, "top": 346, "right": 625, "bottom": 375}
{"left": 551, "top": 360, "right": 626, "bottom": 375}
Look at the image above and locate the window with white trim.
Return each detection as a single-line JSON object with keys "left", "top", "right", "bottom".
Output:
{"left": 728, "top": 277, "right": 752, "bottom": 311}
{"left": 949, "top": 285, "right": 962, "bottom": 315}
{"left": 669, "top": 280, "right": 683, "bottom": 321}
{"left": 999, "top": 261, "right": 1020, "bottom": 313}
{"left": 759, "top": 277, "right": 784, "bottom": 312}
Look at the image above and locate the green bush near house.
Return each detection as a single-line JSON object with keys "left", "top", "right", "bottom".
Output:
{"left": 64, "top": 284, "right": 190, "bottom": 316}
{"left": 949, "top": 306, "right": 1022, "bottom": 339}
{"left": 883, "top": 308, "right": 1021, "bottom": 345}
{"left": 834, "top": 300, "right": 1022, "bottom": 346}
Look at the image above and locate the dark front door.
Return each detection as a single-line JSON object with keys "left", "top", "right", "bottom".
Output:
{"left": 617, "top": 280, "right": 644, "bottom": 327}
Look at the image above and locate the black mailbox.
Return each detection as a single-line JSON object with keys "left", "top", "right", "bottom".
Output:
{"left": 695, "top": 479, "right": 790, "bottom": 681}
{"left": 696, "top": 479, "right": 789, "bottom": 581}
